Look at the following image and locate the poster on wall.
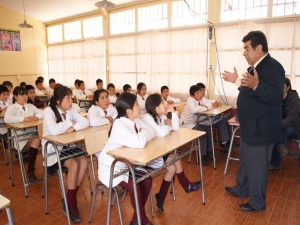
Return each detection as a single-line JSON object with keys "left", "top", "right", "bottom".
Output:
{"left": 0, "top": 29, "right": 21, "bottom": 51}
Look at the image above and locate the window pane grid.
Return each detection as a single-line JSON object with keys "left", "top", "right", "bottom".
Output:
{"left": 273, "top": 0, "right": 300, "bottom": 16}
{"left": 64, "top": 21, "right": 81, "bottom": 41}
{"left": 138, "top": 4, "right": 168, "bottom": 31}
{"left": 47, "top": 25, "right": 63, "bottom": 44}
{"left": 110, "top": 10, "right": 135, "bottom": 35}
{"left": 83, "top": 17, "right": 103, "bottom": 38}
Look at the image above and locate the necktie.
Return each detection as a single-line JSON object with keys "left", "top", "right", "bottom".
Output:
{"left": 198, "top": 102, "right": 201, "bottom": 106}
{"left": 83, "top": 91, "right": 85, "bottom": 95}
{"left": 103, "top": 110, "right": 107, "bottom": 116}
{"left": 22, "top": 106, "right": 25, "bottom": 111}
{"left": 142, "top": 97, "right": 144, "bottom": 100}
{"left": 247, "top": 66, "right": 254, "bottom": 75}
{"left": 134, "top": 123, "right": 138, "bottom": 133}
{"left": 62, "top": 112, "right": 67, "bottom": 121}
{"left": 3, "top": 102, "right": 5, "bottom": 106}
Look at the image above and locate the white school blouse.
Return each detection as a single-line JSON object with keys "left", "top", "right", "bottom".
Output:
{"left": 75, "top": 89, "right": 92, "bottom": 106}
{"left": 88, "top": 104, "right": 117, "bottom": 127}
{"left": 200, "top": 97, "right": 216, "bottom": 109}
{"left": 42, "top": 106, "right": 89, "bottom": 166}
{"left": 45, "top": 87, "right": 54, "bottom": 95}
{"left": 137, "top": 94, "right": 148, "bottom": 115}
{"left": 96, "top": 117, "right": 155, "bottom": 187}
{"left": 35, "top": 87, "right": 45, "bottom": 96}
{"left": 163, "top": 95, "right": 181, "bottom": 104}
{"left": 108, "top": 95, "right": 118, "bottom": 104}
{"left": 0, "top": 100, "right": 10, "bottom": 135}
{"left": 4, "top": 103, "right": 44, "bottom": 150}
{"left": 179, "top": 97, "right": 210, "bottom": 129}
{"left": 7, "top": 93, "right": 13, "bottom": 105}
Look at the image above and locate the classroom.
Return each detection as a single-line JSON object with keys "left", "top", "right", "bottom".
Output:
{"left": 0, "top": 0, "right": 300, "bottom": 224}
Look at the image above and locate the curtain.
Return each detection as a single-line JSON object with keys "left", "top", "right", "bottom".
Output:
{"left": 48, "top": 39, "right": 105, "bottom": 90}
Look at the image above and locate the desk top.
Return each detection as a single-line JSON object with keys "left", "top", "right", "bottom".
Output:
{"left": 167, "top": 102, "right": 186, "bottom": 108}
{"left": 107, "top": 128, "right": 205, "bottom": 165}
{"left": 0, "top": 112, "right": 4, "bottom": 118}
{"left": 78, "top": 98, "right": 92, "bottom": 101}
{"left": 79, "top": 112, "right": 88, "bottom": 117}
{"left": 6, "top": 119, "right": 43, "bottom": 129}
{"left": 43, "top": 124, "right": 111, "bottom": 145}
{"left": 200, "top": 105, "right": 232, "bottom": 116}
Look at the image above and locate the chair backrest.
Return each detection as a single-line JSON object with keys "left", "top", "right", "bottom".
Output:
{"left": 84, "top": 129, "right": 108, "bottom": 155}
{"left": 72, "top": 96, "right": 77, "bottom": 104}
{"left": 176, "top": 104, "right": 185, "bottom": 118}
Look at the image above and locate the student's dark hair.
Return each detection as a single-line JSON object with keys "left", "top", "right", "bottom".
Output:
{"left": 123, "top": 84, "right": 131, "bottom": 92}
{"left": 78, "top": 80, "right": 84, "bottom": 86}
{"left": 74, "top": 79, "right": 80, "bottom": 86}
{"left": 35, "top": 79, "right": 43, "bottom": 85}
{"left": 0, "top": 85, "right": 8, "bottom": 94}
{"left": 196, "top": 83, "right": 206, "bottom": 89}
{"left": 12, "top": 86, "right": 27, "bottom": 103}
{"left": 160, "top": 86, "right": 168, "bottom": 93}
{"left": 137, "top": 82, "right": 146, "bottom": 94}
{"left": 49, "top": 78, "right": 56, "bottom": 84}
{"left": 54, "top": 83, "right": 63, "bottom": 89}
{"left": 108, "top": 92, "right": 137, "bottom": 137}
{"left": 189, "top": 85, "right": 201, "bottom": 96}
{"left": 107, "top": 83, "right": 115, "bottom": 89}
{"left": 37, "top": 76, "right": 44, "bottom": 81}
{"left": 49, "top": 86, "right": 73, "bottom": 123}
{"left": 25, "top": 85, "right": 35, "bottom": 91}
{"left": 145, "top": 93, "right": 162, "bottom": 124}
{"left": 3, "top": 81, "right": 13, "bottom": 88}
{"left": 92, "top": 89, "right": 108, "bottom": 105}
{"left": 96, "top": 79, "right": 103, "bottom": 85}
{"left": 20, "top": 82, "right": 27, "bottom": 87}
{"left": 285, "top": 77, "right": 292, "bottom": 90}
{"left": 242, "top": 31, "right": 268, "bottom": 53}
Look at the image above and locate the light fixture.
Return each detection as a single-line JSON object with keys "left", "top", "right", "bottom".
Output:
{"left": 18, "top": 0, "right": 33, "bottom": 28}
{"left": 94, "top": 0, "right": 116, "bottom": 9}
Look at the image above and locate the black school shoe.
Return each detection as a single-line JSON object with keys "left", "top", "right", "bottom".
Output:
{"left": 184, "top": 180, "right": 202, "bottom": 193}
{"left": 60, "top": 199, "right": 82, "bottom": 223}
{"left": 155, "top": 193, "right": 164, "bottom": 212}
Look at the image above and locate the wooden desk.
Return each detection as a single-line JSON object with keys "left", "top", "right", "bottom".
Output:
{"left": 0, "top": 112, "right": 5, "bottom": 118}
{"left": 196, "top": 105, "right": 233, "bottom": 168}
{"left": 79, "top": 112, "right": 88, "bottom": 118}
{"left": 106, "top": 128, "right": 206, "bottom": 225}
{"left": 166, "top": 101, "right": 186, "bottom": 108}
{"left": 6, "top": 119, "right": 43, "bottom": 129}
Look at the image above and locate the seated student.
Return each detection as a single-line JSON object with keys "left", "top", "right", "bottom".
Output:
{"left": 72, "top": 79, "right": 80, "bottom": 97}
{"left": 136, "top": 82, "right": 148, "bottom": 114}
{"left": 88, "top": 89, "right": 117, "bottom": 126}
{"left": 141, "top": 93, "right": 201, "bottom": 212}
{"left": 123, "top": 84, "right": 132, "bottom": 93}
{"left": 107, "top": 83, "right": 119, "bottom": 104}
{"left": 35, "top": 79, "right": 47, "bottom": 96}
{"left": 42, "top": 85, "right": 89, "bottom": 223}
{"left": 0, "top": 85, "right": 9, "bottom": 145}
{"left": 93, "top": 79, "right": 103, "bottom": 93}
{"left": 46, "top": 78, "right": 56, "bottom": 95}
{"left": 161, "top": 86, "right": 181, "bottom": 104}
{"left": 37, "top": 76, "right": 47, "bottom": 91}
{"left": 25, "top": 85, "right": 45, "bottom": 109}
{"left": 54, "top": 83, "right": 80, "bottom": 113}
{"left": 74, "top": 80, "right": 93, "bottom": 106}
{"left": 3, "top": 81, "right": 13, "bottom": 105}
{"left": 97, "top": 92, "right": 155, "bottom": 225}
{"left": 4, "top": 86, "right": 43, "bottom": 182}
{"left": 196, "top": 83, "right": 221, "bottom": 108}
{"left": 269, "top": 78, "right": 300, "bottom": 170}
{"left": 180, "top": 85, "right": 230, "bottom": 166}
{"left": 20, "top": 82, "right": 27, "bottom": 88}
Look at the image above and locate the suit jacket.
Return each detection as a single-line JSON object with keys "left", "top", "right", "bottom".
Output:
{"left": 237, "top": 53, "right": 285, "bottom": 146}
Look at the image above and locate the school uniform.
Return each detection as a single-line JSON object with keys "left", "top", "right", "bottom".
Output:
{"left": 4, "top": 103, "right": 43, "bottom": 151}
{"left": 88, "top": 104, "right": 117, "bottom": 127}
{"left": 28, "top": 97, "right": 45, "bottom": 109}
{"left": 97, "top": 117, "right": 155, "bottom": 187}
{"left": 0, "top": 100, "right": 9, "bottom": 135}
{"left": 45, "top": 87, "right": 54, "bottom": 95}
{"left": 72, "top": 103, "right": 81, "bottom": 113}
{"left": 163, "top": 96, "right": 181, "bottom": 104}
{"left": 108, "top": 95, "right": 118, "bottom": 104}
{"left": 74, "top": 89, "right": 92, "bottom": 107}
{"left": 35, "top": 87, "right": 45, "bottom": 96}
{"left": 72, "top": 88, "right": 79, "bottom": 97}
{"left": 42, "top": 106, "right": 89, "bottom": 166}
{"left": 7, "top": 93, "right": 13, "bottom": 105}
{"left": 137, "top": 94, "right": 148, "bottom": 115}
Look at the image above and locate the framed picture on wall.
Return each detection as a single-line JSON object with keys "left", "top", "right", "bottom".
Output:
{"left": 0, "top": 29, "right": 21, "bottom": 51}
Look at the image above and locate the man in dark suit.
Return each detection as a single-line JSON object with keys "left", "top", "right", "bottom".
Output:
{"left": 222, "top": 31, "right": 285, "bottom": 212}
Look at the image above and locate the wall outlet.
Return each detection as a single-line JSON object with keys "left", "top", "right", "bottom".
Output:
{"left": 16, "top": 74, "right": 20, "bottom": 80}
{"left": 208, "top": 64, "right": 214, "bottom": 71}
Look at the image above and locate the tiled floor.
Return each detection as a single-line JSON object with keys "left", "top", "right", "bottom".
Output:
{"left": 0, "top": 144, "right": 299, "bottom": 225}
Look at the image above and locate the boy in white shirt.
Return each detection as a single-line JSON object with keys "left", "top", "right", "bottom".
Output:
{"left": 107, "top": 83, "right": 119, "bottom": 104}
{"left": 75, "top": 80, "right": 93, "bottom": 108}
{"left": 72, "top": 79, "right": 80, "bottom": 97}
{"left": 93, "top": 79, "right": 103, "bottom": 93}
{"left": 161, "top": 86, "right": 181, "bottom": 104}
{"left": 46, "top": 78, "right": 56, "bottom": 95}
{"left": 3, "top": 81, "right": 13, "bottom": 105}
{"left": 35, "top": 79, "right": 47, "bottom": 96}
{"left": 123, "top": 84, "right": 132, "bottom": 93}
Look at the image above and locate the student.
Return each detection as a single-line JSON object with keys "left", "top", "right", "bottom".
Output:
{"left": 93, "top": 79, "right": 103, "bottom": 92}
{"left": 35, "top": 79, "right": 47, "bottom": 96}
{"left": 123, "top": 84, "right": 132, "bottom": 93}
{"left": 3, "top": 81, "right": 13, "bottom": 105}
{"left": 74, "top": 80, "right": 93, "bottom": 107}
{"left": 42, "top": 85, "right": 89, "bottom": 223}
{"left": 0, "top": 85, "right": 9, "bottom": 140}
{"left": 196, "top": 83, "right": 221, "bottom": 108}
{"left": 46, "top": 78, "right": 56, "bottom": 95}
{"left": 72, "top": 79, "right": 80, "bottom": 97}
{"left": 4, "top": 86, "right": 43, "bottom": 182}
{"left": 55, "top": 83, "right": 80, "bottom": 113}
{"left": 136, "top": 82, "right": 148, "bottom": 114}
{"left": 20, "top": 82, "right": 27, "bottom": 88}
{"left": 107, "top": 83, "right": 118, "bottom": 104}
{"left": 97, "top": 92, "right": 155, "bottom": 225}
{"left": 37, "top": 76, "right": 47, "bottom": 91}
{"left": 141, "top": 93, "right": 201, "bottom": 212}
{"left": 161, "top": 86, "right": 181, "bottom": 104}
{"left": 88, "top": 89, "right": 117, "bottom": 126}
{"left": 25, "top": 85, "right": 45, "bottom": 109}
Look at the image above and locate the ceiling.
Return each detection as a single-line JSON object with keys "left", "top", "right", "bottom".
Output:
{"left": 0, "top": 0, "right": 142, "bottom": 23}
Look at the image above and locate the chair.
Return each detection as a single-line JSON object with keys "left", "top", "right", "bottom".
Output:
{"left": 0, "top": 192, "right": 14, "bottom": 225}
{"left": 175, "top": 104, "right": 185, "bottom": 118}
{"left": 0, "top": 133, "right": 8, "bottom": 166}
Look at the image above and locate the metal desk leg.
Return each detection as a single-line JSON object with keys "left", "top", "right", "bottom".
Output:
{"left": 224, "top": 126, "right": 240, "bottom": 175}
{"left": 197, "top": 138, "right": 205, "bottom": 204}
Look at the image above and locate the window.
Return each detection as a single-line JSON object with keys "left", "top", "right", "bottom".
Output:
{"left": 47, "top": 25, "right": 63, "bottom": 44}
{"left": 273, "top": 0, "right": 300, "bottom": 16}
{"left": 83, "top": 16, "right": 103, "bottom": 38}
{"left": 64, "top": 21, "right": 81, "bottom": 41}
{"left": 138, "top": 4, "right": 168, "bottom": 31}
{"left": 172, "top": 0, "right": 208, "bottom": 27}
{"left": 110, "top": 10, "right": 135, "bottom": 35}
{"left": 220, "top": 0, "right": 268, "bottom": 22}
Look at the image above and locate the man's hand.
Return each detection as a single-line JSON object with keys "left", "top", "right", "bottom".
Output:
{"left": 241, "top": 68, "right": 259, "bottom": 89}
{"left": 222, "top": 67, "right": 238, "bottom": 83}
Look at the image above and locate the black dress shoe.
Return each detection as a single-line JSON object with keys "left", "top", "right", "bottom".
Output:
{"left": 239, "top": 203, "right": 260, "bottom": 212}
{"left": 185, "top": 180, "right": 202, "bottom": 193}
{"left": 155, "top": 193, "right": 164, "bottom": 212}
{"left": 225, "top": 186, "right": 237, "bottom": 196}
{"left": 220, "top": 142, "right": 230, "bottom": 153}
{"left": 201, "top": 157, "right": 209, "bottom": 166}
